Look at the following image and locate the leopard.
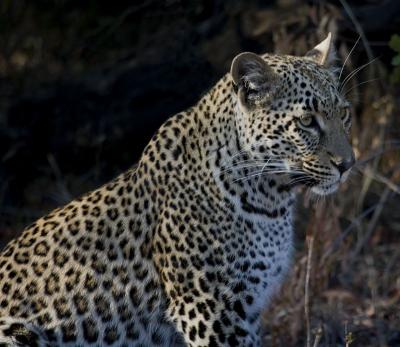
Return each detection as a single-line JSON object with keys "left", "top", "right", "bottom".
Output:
{"left": 0, "top": 33, "right": 354, "bottom": 347}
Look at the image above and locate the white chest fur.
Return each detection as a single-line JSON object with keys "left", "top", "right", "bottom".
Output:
{"left": 233, "top": 213, "right": 294, "bottom": 319}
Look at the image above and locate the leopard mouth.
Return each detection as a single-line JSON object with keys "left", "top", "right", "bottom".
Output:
{"left": 286, "top": 160, "right": 343, "bottom": 193}
{"left": 292, "top": 160, "right": 343, "bottom": 193}
{"left": 289, "top": 171, "right": 340, "bottom": 195}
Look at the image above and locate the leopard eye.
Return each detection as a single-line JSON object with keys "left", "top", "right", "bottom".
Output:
{"left": 299, "top": 114, "right": 315, "bottom": 128}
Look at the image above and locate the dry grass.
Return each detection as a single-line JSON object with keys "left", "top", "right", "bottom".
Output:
{"left": 263, "top": 68, "right": 400, "bottom": 346}
{"left": 257, "top": 4, "right": 400, "bottom": 345}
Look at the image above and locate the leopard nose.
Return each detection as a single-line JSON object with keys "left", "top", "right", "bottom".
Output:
{"left": 330, "top": 154, "right": 355, "bottom": 175}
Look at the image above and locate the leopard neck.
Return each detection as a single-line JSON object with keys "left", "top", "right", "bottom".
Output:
{"left": 192, "top": 75, "right": 296, "bottom": 215}
{"left": 136, "top": 73, "right": 295, "bottom": 219}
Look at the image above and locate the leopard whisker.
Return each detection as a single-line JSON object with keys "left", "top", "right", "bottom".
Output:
{"left": 218, "top": 162, "right": 286, "bottom": 175}
{"left": 219, "top": 158, "right": 288, "bottom": 174}
{"left": 343, "top": 78, "right": 379, "bottom": 95}
{"left": 233, "top": 169, "right": 306, "bottom": 183}
{"left": 338, "top": 36, "right": 361, "bottom": 83}
{"left": 339, "top": 57, "right": 378, "bottom": 93}
{"left": 288, "top": 176, "right": 314, "bottom": 186}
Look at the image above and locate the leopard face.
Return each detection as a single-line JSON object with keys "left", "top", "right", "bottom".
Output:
{"left": 231, "top": 34, "right": 355, "bottom": 195}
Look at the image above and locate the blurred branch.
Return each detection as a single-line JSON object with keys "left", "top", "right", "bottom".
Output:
{"left": 351, "top": 186, "right": 391, "bottom": 261}
{"left": 84, "top": 1, "right": 153, "bottom": 44}
{"left": 338, "top": 0, "right": 374, "bottom": 64}
{"left": 305, "top": 233, "right": 315, "bottom": 347}
{"left": 361, "top": 168, "right": 400, "bottom": 195}
{"left": 312, "top": 326, "right": 323, "bottom": 347}
{"left": 352, "top": 0, "right": 400, "bottom": 33}
{"left": 324, "top": 203, "right": 378, "bottom": 258}
{"left": 47, "top": 153, "right": 73, "bottom": 204}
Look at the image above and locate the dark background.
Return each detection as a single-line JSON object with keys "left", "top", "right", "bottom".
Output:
{"left": 1, "top": 1, "right": 399, "bottom": 346}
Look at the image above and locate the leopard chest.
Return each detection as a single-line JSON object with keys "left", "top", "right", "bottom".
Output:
{"left": 226, "top": 213, "right": 294, "bottom": 319}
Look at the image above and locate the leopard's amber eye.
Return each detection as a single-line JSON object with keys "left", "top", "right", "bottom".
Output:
{"left": 299, "top": 114, "right": 313, "bottom": 127}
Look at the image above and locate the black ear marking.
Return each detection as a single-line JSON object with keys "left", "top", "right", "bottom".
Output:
{"left": 230, "top": 52, "right": 280, "bottom": 109}
{"left": 232, "top": 82, "right": 238, "bottom": 94}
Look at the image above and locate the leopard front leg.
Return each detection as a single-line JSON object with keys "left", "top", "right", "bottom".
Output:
{"left": 166, "top": 294, "right": 262, "bottom": 347}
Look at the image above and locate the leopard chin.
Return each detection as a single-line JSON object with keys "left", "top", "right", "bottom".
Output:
{"left": 310, "top": 167, "right": 352, "bottom": 195}
{"left": 311, "top": 180, "right": 340, "bottom": 195}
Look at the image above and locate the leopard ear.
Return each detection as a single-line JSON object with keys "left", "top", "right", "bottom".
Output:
{"left": 305, "top": 32, "right": 336, "bottom": 66}
{"left": 230, "top": 52, "right": 280, "bottom": 110}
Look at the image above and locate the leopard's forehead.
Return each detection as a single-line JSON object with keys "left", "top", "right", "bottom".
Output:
{"left": 262, "top": 53, "right": 334, "bottom": 82}
{"left": 262, "top": 53, "right": 348, "bottom": 115}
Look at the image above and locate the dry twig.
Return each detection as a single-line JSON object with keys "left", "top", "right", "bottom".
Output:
{"left": 305, "top": 233, "right": 315, "bottom": 347}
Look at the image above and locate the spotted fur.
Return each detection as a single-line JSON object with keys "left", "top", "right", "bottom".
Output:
{"left": 0, "top": 34, "right": 354, "bottom": 346}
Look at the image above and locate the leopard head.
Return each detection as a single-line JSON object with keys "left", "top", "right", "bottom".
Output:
{"left": 230, "top": 33, "right": 355, "bottom": 195}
